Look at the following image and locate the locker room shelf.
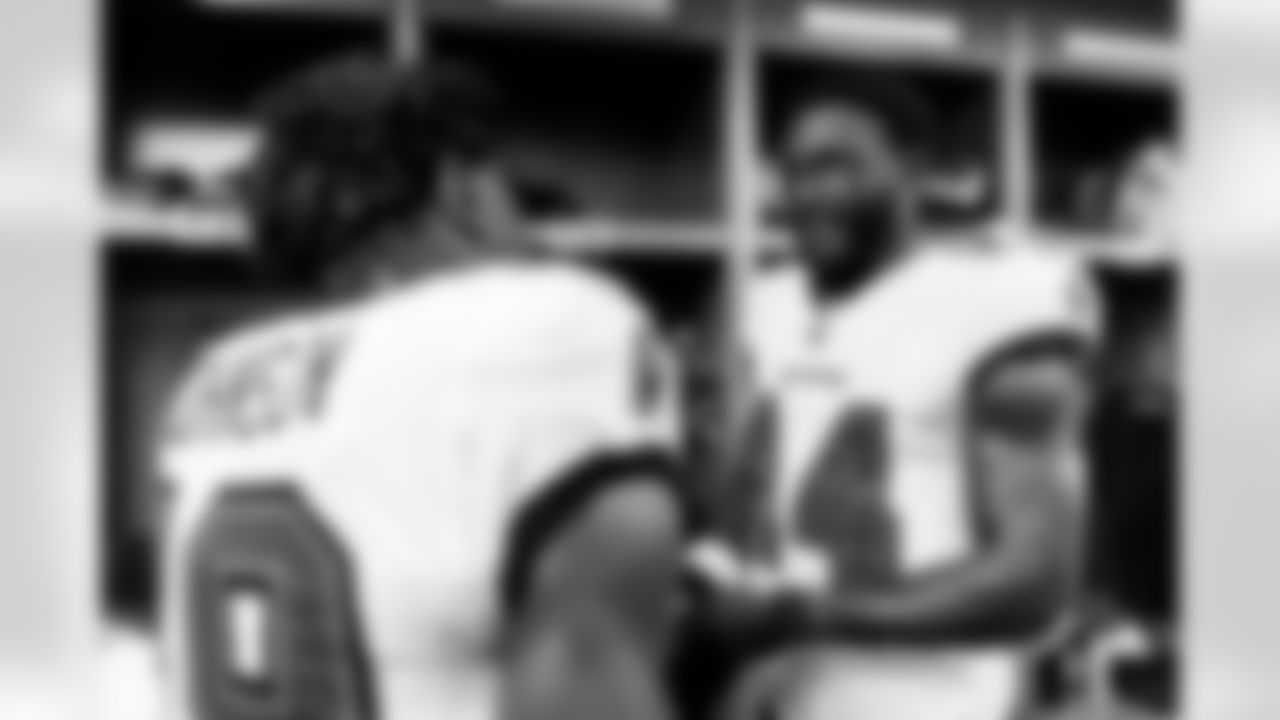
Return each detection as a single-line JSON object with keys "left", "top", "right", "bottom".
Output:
{"left": 106, "top": 0, "right": 1180, "bottom": 262}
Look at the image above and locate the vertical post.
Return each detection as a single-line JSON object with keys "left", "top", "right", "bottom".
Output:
{"left": 388, "top": 0, "right": 423, "bottom": 66}
{"left": 721, "top": 0, "right": 760, "bottom": 438}
{"left": 999, "top": 16, "right": 1033, "bottom": 244}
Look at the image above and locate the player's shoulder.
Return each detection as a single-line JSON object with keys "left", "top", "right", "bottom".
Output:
{"left": 884, "top": 241, "right": 1100, "bottom": 384}
{"left": 507, "top": 259, "right": 649, "bottom": 324}
{"left": 386, "top": 259, "right": 647, "bottom": 334}
{"left": 907, "top": 233, "right": 1073, "bottom": 282}
{"left": 357, "top": 259, "right": 652, "bottom": 375}
{"left": 989, "top": 244, "right": 1101, "bottom": 335}
{"left": 911, "top": 239, "right": 1096, "bottom": 321}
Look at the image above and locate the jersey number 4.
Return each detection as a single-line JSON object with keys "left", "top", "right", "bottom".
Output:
{"left": 739, "top": 402, "right": 901, "bottom": 589}
{"left": 794, "top": 406, "right": 901, "bottom": 589}
{"left": 186, "top": 485, "right": 377, "bottom": 720}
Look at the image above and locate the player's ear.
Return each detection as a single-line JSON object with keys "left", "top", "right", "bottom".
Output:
{"left": 435, "top": 157, "right": 517, "bottom": 246}
{"left": 432, "top": 157, "right": 473, "bottom": 217}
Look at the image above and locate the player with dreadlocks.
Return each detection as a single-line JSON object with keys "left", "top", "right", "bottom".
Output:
{"left": 155, "top": 55, "right": 687, "bottom": 720}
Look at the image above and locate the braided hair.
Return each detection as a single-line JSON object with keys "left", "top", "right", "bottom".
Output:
{"left": 244, "top": 54, "right": 500, "bottom": 285}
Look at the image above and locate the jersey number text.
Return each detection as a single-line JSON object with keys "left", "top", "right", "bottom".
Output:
{"left": 793, "top": 406, "right": 900, "bottom": 589}
{"left": 731, "top": 399, "right": 900, "bottom": 589}
{"left": 186, "top": 485, "right": 377, "bottom": 720}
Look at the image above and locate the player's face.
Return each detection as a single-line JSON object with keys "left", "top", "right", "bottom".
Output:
{"left": 781, "top": 102, "right": 906, "bottom": 271}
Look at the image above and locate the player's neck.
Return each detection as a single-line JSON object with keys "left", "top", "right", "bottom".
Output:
{"left": 323, "top": 216, "right": 493, "bottom": 300}
{"left": 809, "top": 238, "right": 906, "bottom": 307}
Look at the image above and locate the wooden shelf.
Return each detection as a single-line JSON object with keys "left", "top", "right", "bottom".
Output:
{"left": 1031, "top": 21, "right": 1176, "bottom": 89}
{"left": 1029, "top": 225, "right": 1178, "bottom": 269}
{"left": 1031, "top": 58, "right": 1176, "bottom": 90}
{"left": 755, "top": 1, "right": 1003, "bottom": 73}
{"left": 103, "top": 195, "right": 744, "bottom": 256}
{"left": 423, "top": 0, "right": 725, "bottom": 48}
{"left": 110, "top": 0, "right": 1181, "bottom": 258}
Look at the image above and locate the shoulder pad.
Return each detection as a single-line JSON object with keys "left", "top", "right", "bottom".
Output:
{"left": 993, "top": 248, "right": 1102, "bottom": 342}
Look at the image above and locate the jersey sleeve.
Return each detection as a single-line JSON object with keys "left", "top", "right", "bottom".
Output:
{"left": 476, "top": 271, "right": 686, "bottom": 521}
{"left": 969, "top": 253, "right": 1099, "bottom": 500}
{"left": 570, "top": 272, "right": 684, "bottom": 449}
{"left": 632, "top": 322, "right": 684, "bottom": 447}
{"left": 522, "top": 265, "right": 685, "bottom": 453}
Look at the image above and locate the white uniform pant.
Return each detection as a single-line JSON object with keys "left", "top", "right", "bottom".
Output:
{"left": 736, "top": 646, "right": 1026, "bottom": 720}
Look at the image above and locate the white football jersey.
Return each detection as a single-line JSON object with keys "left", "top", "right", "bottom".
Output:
{"left": 743, "top": 244, "right": 1098, "bottom": 720}
{"left": 156, "top": 261, "right": 678, "bottom": 720}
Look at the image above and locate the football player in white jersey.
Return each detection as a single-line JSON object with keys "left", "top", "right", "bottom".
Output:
{"left": 694, "top": 75, "right": 1098, "bottom": 720}
{"left": 155, "top": 57, "right": 687, "bottom": 720}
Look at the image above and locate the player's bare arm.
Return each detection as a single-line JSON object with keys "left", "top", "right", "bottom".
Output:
{"left": 503, "top": 462, "right": 687, "bottom": 720}
{"left": 799, "top": 334, "right": 1091, "bottom": 645}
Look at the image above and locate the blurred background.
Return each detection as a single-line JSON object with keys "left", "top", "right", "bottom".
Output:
{"left": 102, "top": 0, "right": 1179, "bottom": 716}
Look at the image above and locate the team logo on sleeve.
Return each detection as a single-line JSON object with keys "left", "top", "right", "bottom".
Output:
{"left": 168, "top": 329, "right": 350, "bottom": 444}
{"left": 635, "top": 334, "right": 667, "bottom": 414}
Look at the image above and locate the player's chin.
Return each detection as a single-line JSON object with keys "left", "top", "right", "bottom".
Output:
{"left": 717, "top": 648, "right": 816, "bottom": 720}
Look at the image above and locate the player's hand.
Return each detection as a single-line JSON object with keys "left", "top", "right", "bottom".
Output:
{"left": 685, "top": 540, "right": 829, "bottom": 648}
{"left": 695, "top": 580, "right": 812, "bottom": 658}
{"left": 686, "top": 540, "right": 779, "bottom": 594}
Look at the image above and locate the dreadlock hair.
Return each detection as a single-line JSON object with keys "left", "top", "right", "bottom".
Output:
{"left": 244, "top": 54, "right": 500, "bottom": 286}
